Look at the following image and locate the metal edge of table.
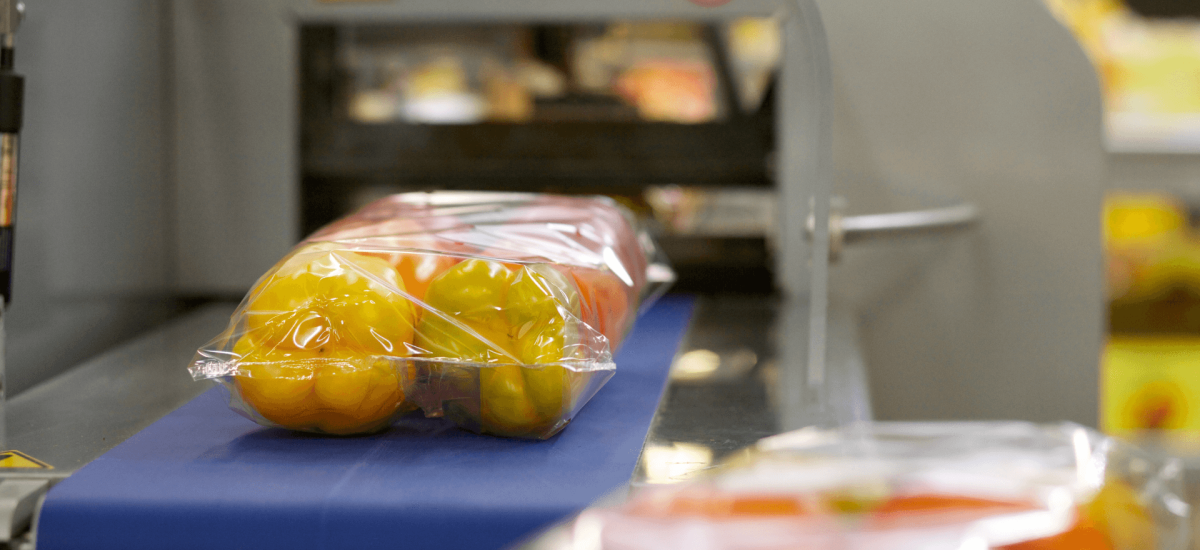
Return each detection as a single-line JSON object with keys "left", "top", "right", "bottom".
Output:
{"left": 3, "top": 303, "right": 238, "bottom": 481}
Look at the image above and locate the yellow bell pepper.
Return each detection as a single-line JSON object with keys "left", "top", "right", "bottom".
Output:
{"left": 508, "top": 265, "right": 584, "bottom": 423}
{"left": 232, "top": 339, "right": 321, "bottom": 428}
{"left": 233, "top": 245, "right": 417, "bottom": 434}
{"left": 245, "top": 244, "right": 415, "bottom": 355}
{"left": 414, "top": 259, "right": 586, "bottom": 437}
{"left": 1084, "top": 478, "right": 1156, "bottom": 550}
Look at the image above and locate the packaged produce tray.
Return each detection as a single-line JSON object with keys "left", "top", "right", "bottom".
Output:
{"left": 189, "top": 192, "right": 672, "bottom": 439}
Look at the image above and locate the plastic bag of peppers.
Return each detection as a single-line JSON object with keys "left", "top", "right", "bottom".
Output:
{"left": 188, "top": 192, "right": 673, "bottom": 439}
{"left": 528, "top": 422, "right": 1189, "bottom": 550}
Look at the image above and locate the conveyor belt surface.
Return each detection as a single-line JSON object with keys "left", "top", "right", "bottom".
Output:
{"left": 33, "top": 296, "right": 695, "bottom": 550}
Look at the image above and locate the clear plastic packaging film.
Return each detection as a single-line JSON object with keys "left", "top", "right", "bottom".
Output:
{"left": 534, "top": 422, "right": 1189, "bottom": 549}
{"left": 189, "top": 192, "right": 673, "bottom": 438}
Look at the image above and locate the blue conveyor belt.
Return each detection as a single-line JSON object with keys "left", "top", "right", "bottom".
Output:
{"left": 35, "top": 295, "right": 695, "bottom": 550}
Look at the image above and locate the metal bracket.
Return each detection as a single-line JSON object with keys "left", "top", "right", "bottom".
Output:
{"left": 0, "top": 479, "right": 47, "bottom": 543}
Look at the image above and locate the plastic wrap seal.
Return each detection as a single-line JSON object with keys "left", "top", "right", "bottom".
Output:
{"left": 189, "top": 192, "right": 674, "bottom": 438}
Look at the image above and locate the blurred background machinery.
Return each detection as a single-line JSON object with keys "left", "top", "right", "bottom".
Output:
{"left": 0, "top": 0, "right": 1111, "bottom": 428}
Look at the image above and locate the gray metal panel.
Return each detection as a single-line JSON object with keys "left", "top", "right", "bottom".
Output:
{"left": 818, "top": 0, "right": 1106, "bottom": 425}
{"left": 18, "top": 0, "right": 170, "bottom": 298}
{"left": 3, "top": 0, "right": 180, "bottom": 398}
{"left": 170, "top": 0, "right": 300, "bottom": 294}
{"left": 778, "top": 1, "right": 833, "bottom": 395}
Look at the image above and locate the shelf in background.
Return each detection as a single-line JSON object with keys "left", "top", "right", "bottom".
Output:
{"left": 302, "top": 119, "right": 774, "bottom": 186}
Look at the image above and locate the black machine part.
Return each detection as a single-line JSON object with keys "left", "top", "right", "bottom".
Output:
{"left": 0, "top": 0, "right": 24, "bottom": 305}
